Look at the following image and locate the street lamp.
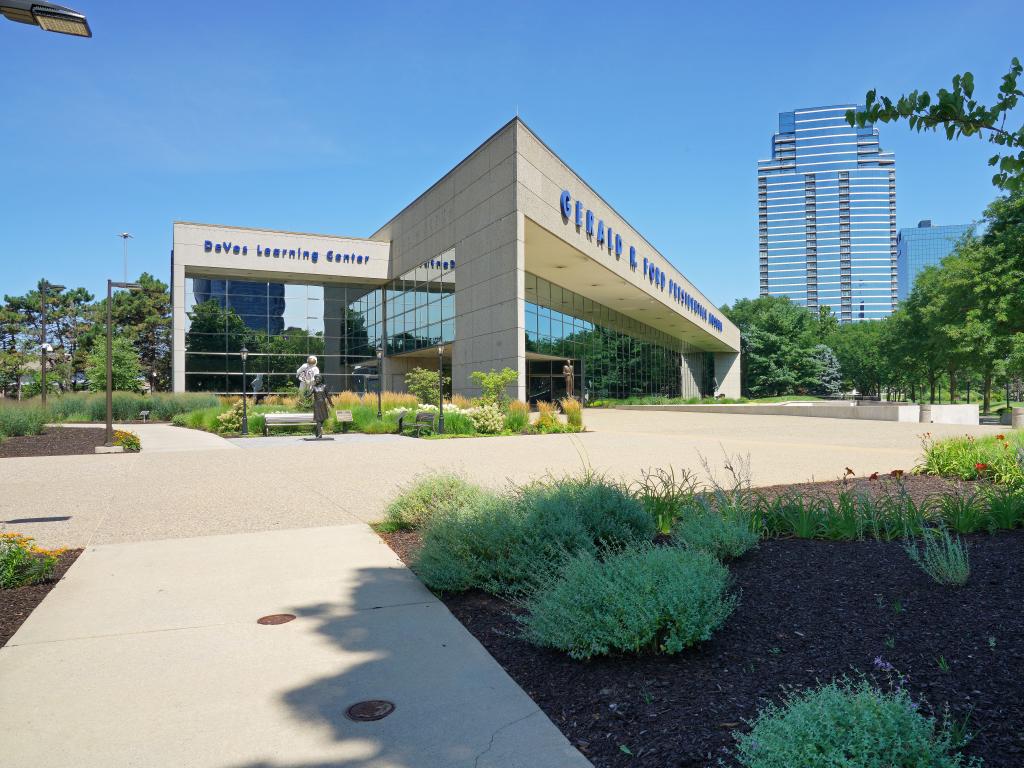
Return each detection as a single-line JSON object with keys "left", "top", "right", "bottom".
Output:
{"left": 0, "top": 1, "right": 91, "bottom": 36}
{"left": 437, "top": 345, "right": 445, "bottom": 435}
{"left": 375, "top": 345, "right": 384, "bottom": 419}
{"left": 105, "top": 279, "right": 141, "bottom": 447}
{"left": 119, "top": 232, "right": 133, "bottom": 283}
{"left": 240, "top": 346, "right": 249, "bottom": 436}
{"left": 39, "top": 280, "right": 65, "bottom": 407}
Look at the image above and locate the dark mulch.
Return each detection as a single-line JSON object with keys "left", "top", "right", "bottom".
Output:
{"left": 380, "top": 529, "right": 1024, "bottom": 767}
{"left": 0, "top": 427, "right": 108, "bottom": 458}
{"left": 754, "top": 474, "right": 985, "bottom": 506}
{"left": 0, "top": 549, "right": 82, "bottom": 647}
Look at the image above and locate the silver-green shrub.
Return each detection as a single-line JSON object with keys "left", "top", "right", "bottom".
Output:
{"left": 415, "top": 474, "right": 654, "bottom": 597}
{"left": 731, "top": 678, "right": 980, "bottom": 767}
{"left": 521, "top": 545, "right": 735, "bottom": 659}
{"left": 904, "top": 528, "right": 970, "bottom": 586}
{"left": 673, "top": 495, "right": 759, "bottom": 560}
{"left": 379, "top": 473, "right": 485, "bottom": 532}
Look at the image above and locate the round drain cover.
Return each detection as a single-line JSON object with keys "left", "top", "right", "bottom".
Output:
{"left": 257, "top": 613, "right": 296, "bottom": 625}
{"left": 346, "top": 700, "right": 395, "bottom": 722}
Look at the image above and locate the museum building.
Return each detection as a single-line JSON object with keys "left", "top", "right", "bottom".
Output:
{"left": 171, "top": 118, "right": 741, "bottom": 402}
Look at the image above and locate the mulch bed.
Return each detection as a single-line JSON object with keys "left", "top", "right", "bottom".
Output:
{"left": 380, "top": 523, "right": 1024, "bottom": 767}
{"left": 0, "top": 549, "right": 82, "bottom": 647}
{"left": 754, "top": 473, "right": 983, "bottom": 506}
{"left": 0, "top": 427, "right": 108, "bottom": 458}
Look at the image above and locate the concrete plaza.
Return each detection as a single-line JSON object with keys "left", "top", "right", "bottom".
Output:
{"left": 0, "top": 409, "right": 998, "bottom": 767}
{"left": 0, "top": 409, "right": 996, "bottom": 550}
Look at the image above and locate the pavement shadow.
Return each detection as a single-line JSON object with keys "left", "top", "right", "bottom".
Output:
{"left": 225, "top": 564, "right": 521, "bottom": 768}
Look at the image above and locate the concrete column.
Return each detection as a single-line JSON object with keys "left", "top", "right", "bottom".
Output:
{"left": 172, "top": 261, "right": 186, "bottom": 393}
{"left": 1013, "top": 407, "right": 1024, "bottom": 429}
{"left": 714, "top": 351, "right": 741, "bottom": 399}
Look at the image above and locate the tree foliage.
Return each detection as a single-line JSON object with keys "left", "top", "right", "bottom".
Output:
{"left": 848, "top": 58, "right": 1024, "bottom": 192}
{"left": 86, "top": 336, "right": 143, "bottom": 392}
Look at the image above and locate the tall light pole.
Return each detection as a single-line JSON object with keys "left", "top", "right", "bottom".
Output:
{"left": 119, "top": 232, "right": 133, "bottom": 283}
{"left": 375, "top": 345, "right": 383, "bottom": 419}
{"left": 437, "top": 345, "right": 445, "bottom": 435}
{"left": 240, "top": 346, "right": 249, "bottom": 436}
{"left": 0, "top": 1, "right": 92, "bottom": 36}
{"left": 39, "top": 280, "right": 65, "bottom": 407}
{"left": 105, "top": 279, "right": 141, "bottom": 446}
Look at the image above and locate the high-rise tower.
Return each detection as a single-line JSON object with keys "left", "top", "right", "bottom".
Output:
{"left": 758, "top": 105, "right": 897, "bottom": 321}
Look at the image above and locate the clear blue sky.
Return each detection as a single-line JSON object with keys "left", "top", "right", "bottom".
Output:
{"left": 1, "top": 0, "right": 1018, "bottom": 306}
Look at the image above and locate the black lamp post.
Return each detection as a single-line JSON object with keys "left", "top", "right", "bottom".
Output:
{"left": 240, "top": 346, "right": 249, "bottom": 436}
{"left": 376, "top": 345, "right": 384, "bottom": 419}
{"left": 437, "top": 344, "right": 445, "bottom": 435}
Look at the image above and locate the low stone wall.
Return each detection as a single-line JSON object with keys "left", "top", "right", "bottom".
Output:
{"left": 616, "top": 401, "right": 978, "bottom": 425}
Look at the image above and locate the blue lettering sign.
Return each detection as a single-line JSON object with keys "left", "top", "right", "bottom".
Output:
{"left": 560, "top": 190, "right": 572, "bottom": 219}
{"left": 596, "top": 220, "right": 604, "bottom": 246}
{"left": 585, "top": 209, "right": 594, "bottom": 236}
{"left": 204, "top": 240, "right": 213, "bottom": 252}
{"left": 575, "top": 200, "right": 583, "bottom": 228}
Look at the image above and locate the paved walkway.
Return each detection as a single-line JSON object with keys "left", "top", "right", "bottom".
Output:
{"left": 0, "top": 524, "right": 589, "bottom": 768}
{"left": 1, "top": 412, "right": 997, "bottom": 549}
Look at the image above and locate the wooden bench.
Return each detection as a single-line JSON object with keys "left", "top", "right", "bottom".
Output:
{"left": 397, "top": 410, "right": 436, "bottom": 437}
{"left": 263, "top": 412, "right": 315, "bottom": 436}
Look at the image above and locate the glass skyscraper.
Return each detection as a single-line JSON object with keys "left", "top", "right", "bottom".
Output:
{"left": 758, "top": 105, "right": 897, "bottom": 322}
{"left": 896, "top": 220, "right": 971, "bottom": 301}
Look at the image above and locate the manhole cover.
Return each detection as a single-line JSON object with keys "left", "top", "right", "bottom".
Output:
{"left": 257, "top": 613, "right": 296, "bottom": 625}
{"left": 346, "top": 700, "right": 395, "bottom": 722}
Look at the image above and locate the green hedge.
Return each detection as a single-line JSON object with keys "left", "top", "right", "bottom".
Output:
{"left": 415, "top": 474, "right": 654, "bottom": 597}
{"left": 522, "top": 545, "right": 735, "bottom": 659}
{"left": 0, "top": 402, "right": 48, "bottom": 439}
{"left": 730, "top": 678, "right": 978, "bottom": 767}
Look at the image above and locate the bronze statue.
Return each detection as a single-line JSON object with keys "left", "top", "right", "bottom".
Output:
{"left": 310, "top": 374, "right": 333, "bottom": 439}
{"left": 562, "top": 360, "right": 575, "bottom": 399}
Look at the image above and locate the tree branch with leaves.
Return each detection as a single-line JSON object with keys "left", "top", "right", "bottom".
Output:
{"left": 847, "top": 58, "right": 1023, "bottom": 191}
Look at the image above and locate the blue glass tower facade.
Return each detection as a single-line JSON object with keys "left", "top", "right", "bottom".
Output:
{"left": 758, "top": 105, "right": 897, "bottom": 321}
{"left": 896, "top": 220, "right": 971, "bottom": 301}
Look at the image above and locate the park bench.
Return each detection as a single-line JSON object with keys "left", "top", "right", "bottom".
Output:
{"left": 397, "top": 410, "right": 436, "bottom": 437}
{"left": 262, "top": 410, "right": 354, "bottom": 436}
{"left": 263, "top": 412, "right": 315, "bottom": 436}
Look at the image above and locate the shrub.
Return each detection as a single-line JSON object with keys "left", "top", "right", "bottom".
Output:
{"left": 560, "top": 397, "right": 583, "bottom": 429}
{"left": 919, "top": 431, "right": 1024, "bottom": 488}
{"left": 216, "top": 400, "right": 245, "bottom": 433}
{"left": 469, "top": 367, "right": 519, "bottom": 405}
{"left": 504, "top": 400, "right": 530, "bottom": 432}
{"left": 112, "top": 429, "right": 141, "bottom": 453}
{"left": 904, "top": 528, "right": 970, "bottom": 586}
{"left": 522, "top": 545, "right": 735, "bottom": 659}
{"left": 44, "top": 392, "right": 219, "bottom": 422}
{"left": 85, "top": 337, "right": 142, "bottom": 392}
{"left": 379, "top": 474, "right": 484, "bottom": 532}
{"left": 730, "top": 677, "right": 979, "bottom": 768}
{"left": 986, "top": 485, "right": 1024, "bottom": 530}
{"left": 415, "top": 474, "right": 654, "bottom": 597}
{"left": 674, "top": 496, "right": 759, "bottom": 560}
{"left": 405, "top": 367, "right": 449, "bottom": 407}
{"left": 468, "top": 403, "right": 505, "bottom": 434}
{"left": 535, "top": 400, "right": 558, "bottom": 430}
{"left": 0, "top": 402, "right": 47, "bottom": 437}
{"left": 1, "top": 533, "right": 63, "bottom": 589}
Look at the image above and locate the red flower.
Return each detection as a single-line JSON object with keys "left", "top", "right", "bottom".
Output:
{"left": 890, "top": 469, "right": 904, "bottom": 478}
{"left": 869, "top": 472, "right": 879, "bottom": 481}
{"left": 996, "top": 434, "right": 1006, "bottom": 440}
{"left": 975, "top": 463, "right": 989, "bottom": 472}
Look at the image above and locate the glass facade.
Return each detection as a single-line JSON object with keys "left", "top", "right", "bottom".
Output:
{"left": 758, "top": 105, "right": 897, "bottom": 322}
{"left": 524, "top": 274, "right": 709, "bottom": 401}
{"left": 184, "top": 277, "right": 382, "bottom": 394}
{"left": 385, "top": 249, "right": 456, "bottom": 354}
{"left": 896, "top": 220, "right": 971, "bottom": 301}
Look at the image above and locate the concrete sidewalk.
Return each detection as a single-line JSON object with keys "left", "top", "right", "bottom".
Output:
{"left": 0, "top": 524, "right": 589, "bottom": 768}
